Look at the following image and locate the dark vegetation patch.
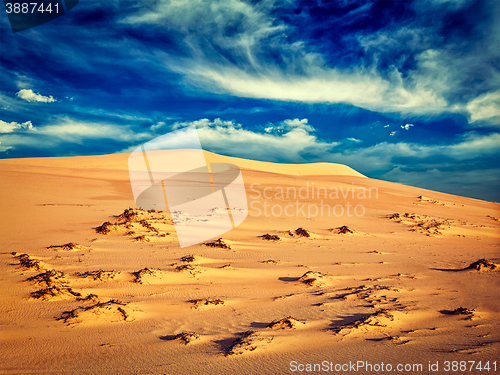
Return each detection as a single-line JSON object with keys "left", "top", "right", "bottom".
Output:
{"left": 227, "top": 331, "right": 273, "bottom": 356}
{"left": 30, "top": 285, "right": 81, "bottom": 300}
{"left": 132, "top": 268, "right": 156, "bottom": 283}
{"left": 330, "top": 310, "right": 394, "bottom": 334}
{"left": 175, "top": 264, "right": 201, "bottom": 275}
{"left": 134, "top": 235, "right": 150, "bottom": 242}
{"left": 464, "top": 259, "right": 497, "bottom": 271}
{"left": 189, "top": 298, "right": 224, "bottom": 309}
{"left": 203, "top": 238, "right": 231, "bottom": 249}
{"left": 259, "top": 234, "right": 280, "bottom": 241}
{"left": 298, "top": 271, "right": 324, "bottom": 286}
{"left": 117, "top": 208, "right": 138, "bottom": 222}
{"left": 180, "top": 255, "right": 196, "bottom": 263}
{"left": 139, "top": 219, "right": 159, "bottom": 233}
{"left": 57, "top": 299, "right": 129, "bottom": 324}
{"left": 262, "top": 259, "right": 278, "bottom": 265}
{"left": 331, "top": 226, "right": 355, "bottom": 235}
{"left": 75, "top": 270, "right": 120, "bottom": 281}
{"left": 386, "top": 213, "right": 453, "bottom": 235}
{"left": 27, "top": 270, "right": 66, "bottom": 287}
{"left": 77, "top": 293, "right": 99, "bottom": 302}
{"left": 12, "top": 253, "right": 42, "bottom": 271}
{"left": 266, "top": 316, "right": 305, "bottom": 329}
{"left": 173, "top": 332, "right": 200, "bottom": 345}
{"left": 95, "top": 221, "right": 116, "bottom": 235}
{"left": 441, "top": 307, "right": 475, "bottom": 320}
{"left": 47, "top": 242, "right": 80, "bottom": 251}
{"left": 294, "top": 228, "right": 310, "bottom": 237}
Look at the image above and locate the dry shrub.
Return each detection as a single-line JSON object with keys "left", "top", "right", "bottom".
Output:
{"left": 267, "top": 316, "right": 305, "bottom": 329}
{"left": 12, "top": 253, "right": 42, "bottom": 271}
{"left": 464, "top": 259, "right": 497, "bottom": 271}
{"left": 203, "top": 238, "right": 230, "bottom": 249}
{"left": 189, "top": 298, "right": 224, "bottom": 309}
{"left": 295, "top": 228, "right": 310, "bottom": 237}
{"left": 259, "top": 234, "right": 280, "bottom": 241}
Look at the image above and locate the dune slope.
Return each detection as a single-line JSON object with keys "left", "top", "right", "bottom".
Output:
{"left": 0, "top": 152, "right": 499, "bottom": 375}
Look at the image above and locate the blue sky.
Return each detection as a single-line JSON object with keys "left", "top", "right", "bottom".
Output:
{"left": 1, "top": 0, "right": 499, "bottom": 201}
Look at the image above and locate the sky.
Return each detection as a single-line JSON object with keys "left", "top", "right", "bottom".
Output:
{"left": 0, "top": 0, "right": 499, "bottom": 202}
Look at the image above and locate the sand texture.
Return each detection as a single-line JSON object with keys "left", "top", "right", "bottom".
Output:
{"left": 1, "top": 151, "right": 499, "bottom": 374}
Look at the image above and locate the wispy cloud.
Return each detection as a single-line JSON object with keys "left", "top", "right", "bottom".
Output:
{"left": 121, "top": 0, "right": 500, "bottom": 124}
{"left": 151, "top": 121, "right": 166, "bottom": 131}
{"left": 16, "top": 89, "right": 56, "bottom": 103}
{"left": 205, "top": 107, "right": 273, "bottom": 115}
{"left": 0, "top": 0, "right": 498, "bottom": 201}
{"left": 0, "top": 120, "right": 36, "bottom": 133}
{"left": 166, "top": 117, "right": 500, "bottom": 199}
{"left": 0, "top": 142, "right": 11, "bottom": 153}
{"left": 347, "top": 138, "right": 362, "bottom": 143}
{"left": 466, "top": 90, "right": 500, "bottom": 126}
{"left": 0, "top": 116, "right": 151, "bottom": 154}
{"left": 38, "top": 117, "right": 151, "bottom": 142}
{"left": 173, "top": 117, "right": 337, "bottom": 162}
{"left": 171, "top": 117, "right": 500, "bottom": 169}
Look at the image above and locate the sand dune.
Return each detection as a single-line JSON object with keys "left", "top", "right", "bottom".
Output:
{"left": 1, "top": 151, "right": 499, "bottom": 374}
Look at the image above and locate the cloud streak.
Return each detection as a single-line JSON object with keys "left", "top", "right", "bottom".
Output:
{"left": 16, "top": 89, "right": 56, "bottom": 103}
{"left": 0, "top": 116, "right": 151, "bottom": 154}
{"left": 122, "top": 0, "right": 500, "bottom": 124}
{"left": 0, "top": 120, "right": 36, "bottom": 133}
{"left": 174, "top": 117, "right": 500, "bottom": 166}
{"left": 173, "top": 118, "right": 337, "bottom": 162}
{"left": 169, "top": 117, "right": 500, "bottom": 200}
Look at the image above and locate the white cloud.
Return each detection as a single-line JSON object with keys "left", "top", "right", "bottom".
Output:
{"left": 0, "top": 117, "right": 153, "bottom": 153}
{"left": 445, "top": 132, "right": 500, "bottom": 160}
{"left": 401, "top": 124, "right": 414, "bottom": 130}
{"left": 263, "top": 118, "right": 315, "bottom": 134}
{"left": 347, "top": 138, "right": 362, "bottom": 143}
{"left": 181, "top": 121, "right": 500, "bottom": 203}
{"left": 172, "top": 118, "right": 337, "bottom": 162}
{"left": 205, "top": 106, "right": 271, "bottom": 115}
{"left": 16, "top": 89, "right": 56, "bottom": 103}
{"left": 466, "top": 90, "right": 500, "bottom": 126}
{"left": 151, "top": 121, "right": 166, "bottom": 131}
{"left": 121, "top": 0, "right": 499, "bottom": 123}
{"left": 38, "top": 117, "right": 150, "bottom": 142}
{"left": 169, "top": 59, "right": 450, "bottom": 115}
{"left": 122, "top": 0, "right": 446, "bottom": 115}
{"left": 384, "top": 125, "right": 390, "bottom": 128}
{"left": 0, "top": 120, "right": 36, "bottom": 133}
{"left": 0, "top": 141, "right": 12, "bottom": 153}
{"left": 323, "top": 132, "right": 500, "bottom": 175}
{"left": 85, "top": 109, "right": 153, "bottom": 122}
{"left": 390, "top": 131, "right": 398, "bottom": 136}
{"left": 170, "top": 118, "right": 500, "bottom": 173}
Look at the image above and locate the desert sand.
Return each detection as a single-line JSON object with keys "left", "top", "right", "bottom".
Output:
{"left": 0, "top": 151, "right": 499, "bottom": 374}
